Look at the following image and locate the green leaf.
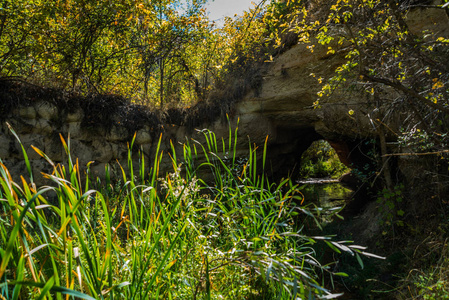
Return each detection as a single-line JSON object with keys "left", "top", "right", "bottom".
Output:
{"left": 0, "top": 187, "right": 54, "bottom": 279}
{"left": 11, "top": 281, "right": 96, "bottom": 300}
{"left": 37, "top": 276, "right": 55, "bottom": 300}
{"left": 7, "top": 123, "right": 34, "bottom": 182}
{"left": 12, "top": 255, "right": 25, "bottom": 300}
{"left": 325, "top": 241, "right": 341, "bottom": 254}
{"left": 356, "top": 253, "right": 364, "bottom": 270}
{"left": 334, "top": 272, "right": 349, "bottom": 277}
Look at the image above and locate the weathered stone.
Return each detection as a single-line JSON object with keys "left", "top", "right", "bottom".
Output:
{"left": 65, "top": 122, "right": 85, "bottom": 140}
{"left": 30, "top": 160, "right": 54, "bottom": 186}
{"left": 0, "top": 134, "right": 11, "bottom": 158}
{"left": 66, "top": 110, "right": 83, "bottom": 122}
{"left": 406, "top": 4, "right": 449, "bottom": 38}
{"left": 111, "top": 143, "right": 128, "bottom": 159}
{"left": 19, "top": 134, "right": 45, "bottom": 160}
{"left": 4, "top": 159, "right": 28, "bottom": 181}
{"left": 33, "top": 119, "right": 54, "bottom": 135}
{"left": 135, "top": 128, "right": 152, "bottom": 145}
{"left": 90, "top": 162, "right": 108, "bottom": 179}
{"left": 106, "top": 126, "right": 128, "bottom": 142}
{"left": 18, "top": 119, "right": 38, "bottom": 133}
{"left": 235, "top": 113, "right": 275, "bottom": 144}
{"left": 35, "top": 101, "right": 58, "bottom": 120}
{"left": 70, "top": 140, "right": 94, "bottom": 165}
{"left": 14, "top": 106, "right": 37, "bottom": 120}
{"left": 92, "top": 140, "right": 113, "bottom": 162}
{"left": 43, "top": 136, "right": 64, "bottom": 162}
{"left": 138, "top": 143, "right": 152, "bottom": 157}
{"left": 2, "top": 159, "right": 51, "bottom": 186}
{"left": 11, "top": 118, "right": 37, "bottom": 134}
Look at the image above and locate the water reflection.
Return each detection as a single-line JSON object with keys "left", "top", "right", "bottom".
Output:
{"left": 297, "top": 179, "right": 353, "bottom": 208}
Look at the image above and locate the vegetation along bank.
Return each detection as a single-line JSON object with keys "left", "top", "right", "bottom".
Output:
{"left": 1, "top": 0, "right": 449, "bottom": 298}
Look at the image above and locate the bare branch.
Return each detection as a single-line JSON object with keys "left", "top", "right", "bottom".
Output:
{"left": 361, "top": 72, "right": 449, "bottom": 114}
{"left": 383, "top": 150, "right": 449, "bottom": 157}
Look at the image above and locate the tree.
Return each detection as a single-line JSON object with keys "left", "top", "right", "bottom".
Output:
{"left": 0, "top": 0, "right": 46, "bottom": 78}
{"left": 0, "top": 0, "right": 219, "bottom": 106}
{"left": 129, "top": 0, "right": 212, "bottom": 106}
{"left": 293, "top": 0, "right": 449, "bottom": 152}
{"left": 41, "top": 0, "right": 137, "bottom": 92}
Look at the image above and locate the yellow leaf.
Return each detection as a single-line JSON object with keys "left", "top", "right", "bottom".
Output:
{"left": 432, "top": 81, "right": 444, "bottom": 89}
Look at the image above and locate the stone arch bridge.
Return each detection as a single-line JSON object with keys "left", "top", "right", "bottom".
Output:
{"left": 1, "top": 6, "right": 447, "bottom": 186}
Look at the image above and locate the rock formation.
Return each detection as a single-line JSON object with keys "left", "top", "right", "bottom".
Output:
{"left": 0, "top": 5, "right": 448, "bottom": 187}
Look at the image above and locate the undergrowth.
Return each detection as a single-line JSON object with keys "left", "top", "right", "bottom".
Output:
{"left": 299, "top": 140, "right": 350, "bottom": 179}
{"left": 0, "top": 122, "right": 381, "bottom": 299}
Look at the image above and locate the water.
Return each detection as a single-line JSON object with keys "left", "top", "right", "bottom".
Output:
{"left": 297, "top": 178, "right": 353, "bottom": 209}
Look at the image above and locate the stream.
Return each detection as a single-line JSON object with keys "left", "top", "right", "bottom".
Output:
{"left": 297, "top": 178, "right": 353, "bottom": 211}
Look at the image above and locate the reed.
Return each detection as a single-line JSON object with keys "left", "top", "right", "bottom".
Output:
{"left": 0, "top": 123, "right": 381, "bottom": 299}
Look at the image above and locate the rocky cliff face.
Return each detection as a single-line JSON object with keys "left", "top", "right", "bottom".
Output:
{"left": 232, "top": 4, "right": 449, "bottom": 177}
{"left": 1, "top": 5, "right": 448, "bottom": 186}
{"left": 0, "top": 87, "right": 267, "bottom": 186}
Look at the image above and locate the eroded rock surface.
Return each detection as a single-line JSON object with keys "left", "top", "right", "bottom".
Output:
{"left": 1, "top": 5, "right": 448, "bottom": 185}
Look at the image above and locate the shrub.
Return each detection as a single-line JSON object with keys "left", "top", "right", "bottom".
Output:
{"left": 0, "top": 123, "right": 379, "bottom": 299}
{"left": 299, "top": 140, "right": 350, "bottom": 179}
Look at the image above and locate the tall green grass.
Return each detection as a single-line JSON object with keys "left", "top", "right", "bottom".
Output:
{"left": 0, "top": 122, "right": 382, "bottom": 299}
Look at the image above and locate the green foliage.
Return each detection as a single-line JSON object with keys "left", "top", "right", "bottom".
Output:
{"left": 299, "top": 140, "right": 350, "bottom": 179}
{"left": 0, "top": 124, "right": 382, "bottom": 299}
{"left": 398, "top": 127, "right": 441, "bottom": 152}
{"left": 211, "top": 0, "right": 305, "bottom": 99}
{"left": 291, "top": 0, "right": 449, "bottom": 152}
{"left": 0, "top": 0, "right": 215, "bottom": 106}
{"left": 346, "top": 139, "right": 378, "bottom": 185}
{"left": 376, "top": 184, "right": 405, "bottom": 232}
{"left": 405, "top": 240, "right": 449, "bottom": 300}
{"left": 414, "top": 273, "right": 449, "bottom": 300}
{"left": 0, "top": 0, "right": 313, "bottom": 107}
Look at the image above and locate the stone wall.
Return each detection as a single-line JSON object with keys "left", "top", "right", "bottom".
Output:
{"left": 1, "top": 4, "right": 448, "bottom": 186}
{"left": 0, "top": 95, "right": 276, "bottom": 186}
{"left": 1, "top": 101, "right": 146, "bottom": 185}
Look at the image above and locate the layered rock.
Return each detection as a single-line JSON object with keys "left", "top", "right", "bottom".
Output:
{"left": 232, "top": 3, "right": 449, "bottom": 177}
{"left": 1, "top": 4, "right": 448, "bottom": 186}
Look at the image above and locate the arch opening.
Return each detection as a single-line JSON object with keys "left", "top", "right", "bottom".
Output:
{"left": 298, "top": 140, "right": 351, "bottom": 180}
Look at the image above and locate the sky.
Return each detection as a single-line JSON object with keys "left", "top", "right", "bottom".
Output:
{"left": 205, "top": 0, "right": 258, "bottom": 24}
